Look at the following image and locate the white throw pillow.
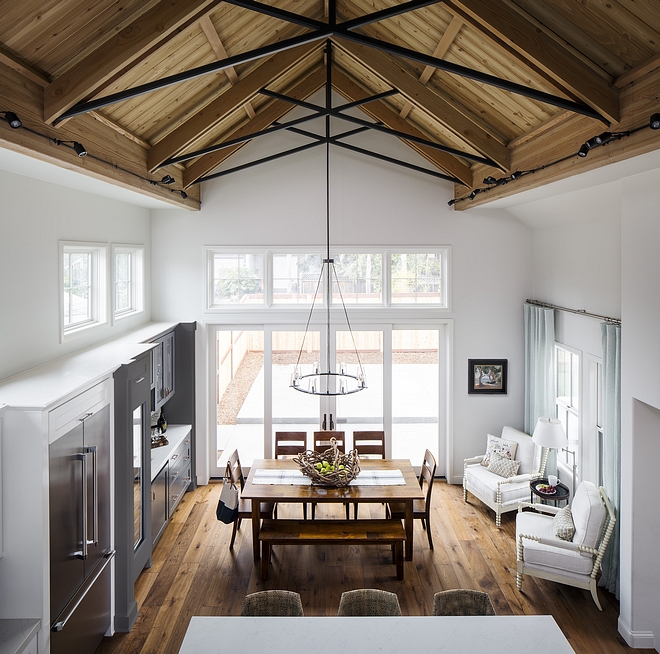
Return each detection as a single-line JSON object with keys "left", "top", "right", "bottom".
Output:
{"left": 482, "top": 434, "right": 518, "bottom": 466}
{"left": 487, "top": 451, "right": 521, "bottom": 478}
{"left": 553, "top": 505, "right": 576, "bottom": 541}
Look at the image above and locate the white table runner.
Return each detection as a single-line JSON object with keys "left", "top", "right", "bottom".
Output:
{"left": 252, "top": 468, "right": 405, "bottom": 486}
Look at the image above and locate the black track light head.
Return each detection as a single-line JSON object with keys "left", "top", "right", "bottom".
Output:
{"left": 1, "top": 111, "right": 21, "bottom": 128}
{"left": 595, "top": 132, "right": 612, "bottom": 145}
{"left": 650, "top": 113, "right": 660, "bottom": 130}
{"left": 483, "top": 176, "right": 497, "bottom": 185}
{"left": 510, "top": 170, "right": 523, "bottom": 180}
{"left": 447, "top": 198, "right": 458, "bottom": 206}
{"left": 161, "top": 175, "right": 175, "bottom": 185}
{"left": 73, "top": 141, "right": 87, "bottom": 157}
{"left": 180, "top": 190, "right": 188, "bottom": 200}
{"left": 468, "top": 189, "right": 479, "bottom": 200}
{"left": 578, "top": 143, "right": 590, "bottom": 158}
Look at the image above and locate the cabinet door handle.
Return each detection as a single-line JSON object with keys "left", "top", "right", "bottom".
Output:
{"left": 171, "top": 454, "right": 178, "bottom": 461}
{"left": 171, "top": 470, "right": 179, "bottom": 479}
{"left": 152, "top": 491, "right": 156, "bottom": 501}
{"left": 79, "top": 412, "right": 93, "bottom": 423}
{"left": 183, "top": 456, "right": 190, "bottom": 462}
{"left": 171, "top": 494, "right": 179, "bottom": 501}
{"left": 134, "top": 376, "right": 145, "bottom": 384}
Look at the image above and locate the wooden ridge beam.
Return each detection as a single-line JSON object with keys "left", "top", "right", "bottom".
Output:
{"left": 445, "top": 0, "right": 619, "bottom": 124}
{"left": 453, "top": 66, "right": 660, "bottom": 210}
{"left": 0, "top": 63, "right": 199, "bottom": 210}
{"left": 183, "top": 66, "right": 326, "bottom": 187}
{"left": 333, "top": 37, "right": 510, "bottom": 171}
{"left": 149, "top": 42, "right": 320, "bottom": 172}
{"left": 43, "top": 0, "right": 219, "bottom": 125}
{"left": 331, "top": 70, "right": 472, "bottom": 186}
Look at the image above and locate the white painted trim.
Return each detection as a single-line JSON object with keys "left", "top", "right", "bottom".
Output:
{"left": 111, "top": 243, "right": 145, "bottom": 323}
{"left": 618, "top": 617, "right": 656, "bottom": 649}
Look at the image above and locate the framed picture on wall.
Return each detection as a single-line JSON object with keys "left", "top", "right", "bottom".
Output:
{"left": 468, "top": 359, "right": 508, "bottom": 394}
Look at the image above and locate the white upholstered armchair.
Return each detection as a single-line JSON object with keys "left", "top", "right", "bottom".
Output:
{"left": 516, "top": 481, "right": 615, "bottom": 610}
{"left": 463, "top": 426, "right": 543, "bottom": 527}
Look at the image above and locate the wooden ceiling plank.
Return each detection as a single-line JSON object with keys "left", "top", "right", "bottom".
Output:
{"left": 43, "top": 0, "right": 219, "bottom": 125}
{"left": 512, "top": 0, "right": 627, "bottom": 80}
{"left": 332, "top": 69, "right": 472, "bottom": 186}
{"left": 0, "top": 62, "right": 199, "bottom": 210}
{"left": 445, "top": 0, "right": 620, "bottom": 124}
{"left": 334, "top": 37, "right": 510, "bottom": 170}
{"left": 454, "top": 65, "right": 660, "bottom": 209}
{"left": 183, "top": 66, "right": 326, "bottom": 187}
{"left": 199, "top": 16, "right": 257, "bottom": 123}
{"left": 0, "top": 46, "right": 49, "bottom": 87}
{"left": 150, "top": 41, "right": 321, "bottom": 172}
{"left": 615, "top": 52, "right": 660, "bottom": 89}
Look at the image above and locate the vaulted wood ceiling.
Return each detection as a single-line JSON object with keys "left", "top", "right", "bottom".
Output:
{"left": 1, "top": 0, "right": 659, "bottom": 210}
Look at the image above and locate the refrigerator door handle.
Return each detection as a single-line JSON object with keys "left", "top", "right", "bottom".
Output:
{"left": 86, "top": 445, "right": 99, "bottom": 546}
{"left": 75, "top": 452, "right": 88, "bottom": 559}
{"left": 52, "top": 550, "right": 115, "bottom": 632}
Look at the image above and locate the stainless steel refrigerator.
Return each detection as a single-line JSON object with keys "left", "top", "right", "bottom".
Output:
{"left": 49, "top": 405, "right": 115, "bottom": 654}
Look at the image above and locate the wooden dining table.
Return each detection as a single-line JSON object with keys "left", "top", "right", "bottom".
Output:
{"left": 242, "top": 458, "right": 424, "bottom": 562}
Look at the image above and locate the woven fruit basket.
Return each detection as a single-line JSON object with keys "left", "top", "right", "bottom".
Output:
{"left": 294, "top": 437, "right": 360, "bottom": 487}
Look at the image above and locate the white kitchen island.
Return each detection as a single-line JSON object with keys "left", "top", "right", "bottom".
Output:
{"left": 178, "top": 615, "right": 576, "bottom": 654}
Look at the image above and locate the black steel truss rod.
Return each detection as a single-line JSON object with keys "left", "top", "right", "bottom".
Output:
{"left": 282, "top": 124, "right": 371, "bottom": 142}
{"left": 340, "top": 0, "right": 442, "bottom": 31}
{"left": 259, "top": 87, "right": 399, "bottom": 114}
{"left": 221, "top": 0, "right": 326, "bottom": 30}
{"left": 260, "top": 88, "right": 496, "bottom": 166}
{"left": 159, "top": 111, "right": 325, "bottom": 168}
{"left": 335, "top": 88, "right": 399, "bottom": 110}
{"left": 54, "top": 31, "right": 329, "bottom": 123}
{"left": 196, "top": 140, "right": 323, "bottom": 182}
{"left": 333, "top": 139, "right": 461, "bottom": 183}
{"left": 335, "top": 31, "right": 608, "bottom": 123}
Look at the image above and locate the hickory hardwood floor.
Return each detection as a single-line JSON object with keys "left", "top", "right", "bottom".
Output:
{"left": 97, "top": 480, "right": 652, "bottom": 654}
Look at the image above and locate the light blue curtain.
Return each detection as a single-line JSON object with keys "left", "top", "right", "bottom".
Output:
{"left": 524, "top": 304, "right": 556, "bottom": 435}
{"left": 599, "top": 322, "right": 621, "bottom": 597}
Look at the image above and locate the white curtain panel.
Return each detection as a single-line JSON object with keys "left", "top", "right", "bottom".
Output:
{"left": 524, "top": 304, "right": 556, "bottom": 435}
{"left": 598, "top": 322, "right": 621, "bottom": 597}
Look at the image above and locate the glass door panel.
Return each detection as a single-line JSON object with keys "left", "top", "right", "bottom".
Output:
{"left": 391, "top": 329, "right": 439, "bottom": 465}
{"left": 335, "top": 330, "right": 383, "bottom": 451}
{"left": 216, "top": 329, "right": 264, "bottom": 470}
{"left": 272, "top": 330, "right": 321, "bottom": 452}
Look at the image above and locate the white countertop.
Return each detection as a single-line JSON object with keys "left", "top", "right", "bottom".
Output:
{"left": 151, "top": 424, "right": 192, "bottom": 481}
{"left": 178, "top": 615, "right": 575, "bottom": 654}
{"left": 0, "top": 619, "right": 40, "bottom": 654}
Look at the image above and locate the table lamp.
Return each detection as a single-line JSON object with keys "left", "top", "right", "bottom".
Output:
{"left": 532, "top": 417, "right": 567, "bottom": 479}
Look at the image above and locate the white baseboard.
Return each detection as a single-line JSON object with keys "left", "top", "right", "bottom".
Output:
{"left": 618, "top": 617, "right": 656, "bottom": 649}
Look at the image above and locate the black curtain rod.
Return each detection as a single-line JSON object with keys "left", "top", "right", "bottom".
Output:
{"left": 526, "top": 299, "right": 621, "bottom": 326}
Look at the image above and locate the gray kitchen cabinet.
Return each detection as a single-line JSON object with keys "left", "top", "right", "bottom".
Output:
{"left": 151, "top": 465, "right": 168, "bottom": 547}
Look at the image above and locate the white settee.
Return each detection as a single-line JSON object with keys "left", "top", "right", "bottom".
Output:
{"left": 463, "top": 426, "right": 543, "bottom": 527}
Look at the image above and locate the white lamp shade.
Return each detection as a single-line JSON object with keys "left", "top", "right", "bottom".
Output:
{"left": 532, "top": 417, "right": 567, "bottom": 449}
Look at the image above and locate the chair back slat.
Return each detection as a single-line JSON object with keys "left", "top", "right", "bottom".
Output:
{"left": 274, "top": 431, "right": 307, "bottom": 459}
{"left": 313, "top": 431, "right": 345, "bottom": 453}
{"left": 353, "top": 431, "right": 385, "bottom": 458}
{"left": 420, "top": 449, "right": 437, "bottom": 506}
{"left": 227, "top": 449, "right": 245, "bottom": 490}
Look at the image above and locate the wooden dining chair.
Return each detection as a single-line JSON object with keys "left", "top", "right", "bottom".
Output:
{"left": 386, "top": 449, "right": 437, "bottom": 549}
{"left": 311, "top": 431, "right": 348, "bottom": 519}
{"left": 352, "top": 430, "right": 385, "bottom": 519}
{"left": 226, "top": 450, "right": 274, "bottom": 550}
{"left": 274, "top": 431, "right": 308, "bottom": 519}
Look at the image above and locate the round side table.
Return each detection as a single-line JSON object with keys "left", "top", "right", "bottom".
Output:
{"left": 530, "top": 478, "right": 570, "bottom": 506}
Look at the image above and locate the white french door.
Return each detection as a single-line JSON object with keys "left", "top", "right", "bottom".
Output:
{"left": 210, "top": 322, "right": 448, "bottom": 478}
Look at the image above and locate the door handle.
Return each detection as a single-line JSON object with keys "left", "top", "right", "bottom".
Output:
{"left": 86, "top": 446, "right": 99, "bottom": 547}
{"left": 75, "top": 452, "right": 88, "bottom": 559}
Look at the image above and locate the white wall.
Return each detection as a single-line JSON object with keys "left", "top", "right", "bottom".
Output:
{"left": 0, "top": 168, "right": 152, "bottom": 381}
{"left": 151, "top": 107, "right": 533, "bottom": 485}
{"left": 620, "top": 168, "right": 660, "bottom": 649}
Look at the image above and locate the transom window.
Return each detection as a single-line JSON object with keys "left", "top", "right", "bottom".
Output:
{"left": 60, "top": 242, "right": 107, "bottom": 338}
{"left": 207, "top": 248, "right": 448, "bottom": 310}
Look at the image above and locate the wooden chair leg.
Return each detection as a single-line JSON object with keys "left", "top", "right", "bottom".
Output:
{"left": 425, "top": 515, "right": 433, "bottom": 550}
{"left": 395, "top": 541, "right": 404, "bottom": 580}
{"left": 229, "top": 519, "right": 239, "bottom": 550}
{"left": 261, "top": 542, "right": 271, "bottom": 581}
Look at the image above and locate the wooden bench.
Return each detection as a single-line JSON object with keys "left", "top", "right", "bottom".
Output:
{"left": 259, "top": 519, "right": 406, "bottom": 580}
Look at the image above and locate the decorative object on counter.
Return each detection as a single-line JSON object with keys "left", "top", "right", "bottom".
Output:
{"left": 157, "top": 408, "right": 168, "bottom": 433}
{"left": 151, "top": 431, "right": 169, "bottom": 449}
{"left": 294, "top": 437, "right": 360, "bottom": 486}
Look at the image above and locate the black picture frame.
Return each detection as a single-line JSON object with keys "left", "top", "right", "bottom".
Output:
{"left": 468, "top": 359, "right": 508, "bottom": 394}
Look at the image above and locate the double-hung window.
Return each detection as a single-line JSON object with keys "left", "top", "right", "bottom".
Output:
{"left": 113, "top": 245, "right": 144, "bottom": 320}
{"left": 61, "top": 242, "right": 107, "bottom": 338}
{"left": 555, "top": 344, "right": 580, "bottom": 481}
